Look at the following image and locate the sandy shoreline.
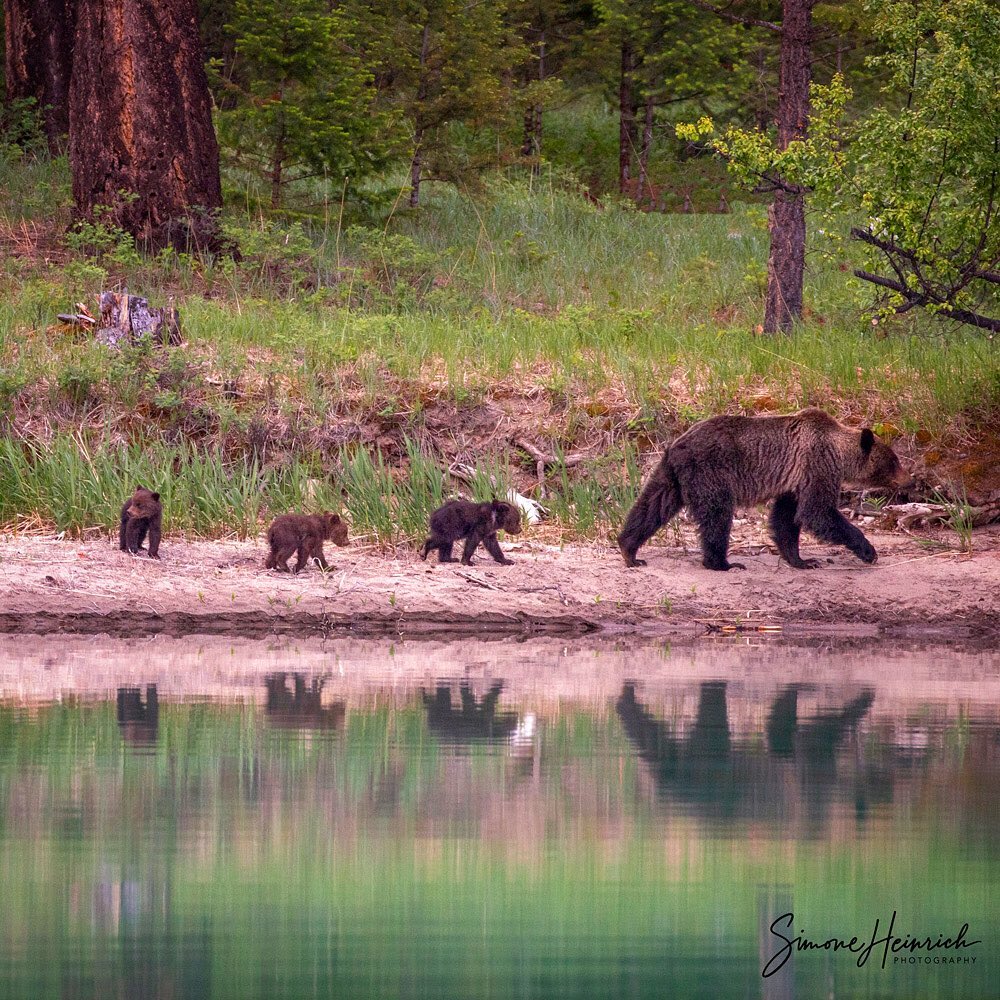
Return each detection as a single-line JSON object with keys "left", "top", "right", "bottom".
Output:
{"left": 2, "top": 512, "right": 998, "bottom": 639}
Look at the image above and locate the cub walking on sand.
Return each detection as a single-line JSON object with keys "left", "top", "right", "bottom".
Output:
{"left": 120, "top": 486, "right": 163, "bottom": 559}
{"left": 618, "top": 408, "right": 911, "bottom": 571}
{"left": 421, "top": 499, "right": 522, "bottom": 565}
{"left": 265, "top": 513, "right": 349, "bottom": 573}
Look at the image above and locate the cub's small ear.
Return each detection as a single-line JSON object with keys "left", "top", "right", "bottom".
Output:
{"left": 151, "top": 492, "right": 160, "bottom": 502}
{"left": 860, "top": 428, "right": 875, "bottom": 456}
{"left": 136, "top": 484, "right": 146, "bottom": 491}
{"left": 328, "top": 513, "right": 341, "bottom": 522}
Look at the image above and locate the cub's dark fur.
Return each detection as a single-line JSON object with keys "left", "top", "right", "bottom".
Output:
{"left": 265, "top": 512, "right": 349, "bottom": 573}
{"left": 119, "top": 486, "right": 163, "bottom": 558}
{"left": 421, "top": 500, "right": 522, "bottom": 565}
{"left": 618, "top": 408, "right": 910, "bottom": 571}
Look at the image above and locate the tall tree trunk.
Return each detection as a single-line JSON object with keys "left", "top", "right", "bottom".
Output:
{"left": 409, "top": 23, "right": 431, "bottom": 208}
{"left": 638, "top": 93, "right": 655, "bottom": 201}
{"left": 764, "top": 0, "right": 813, "bottom": 333}
{"left": 618, "top": 38, "right": 637, "bottom": 195}
{"left": 69, "top": 0, "right": 223, "bottom": 252}
{"left": 4, "top": 0, "right": 75, "bottom": 152}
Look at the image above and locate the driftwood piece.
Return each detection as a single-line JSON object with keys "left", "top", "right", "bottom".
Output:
{"left": 515, "top": 438, "right": 588, "bottom": 497}
{"left": 93, "top": 291, "right": 182, "bottom": 348}
{"left": 878, "top": 501, "right": 1000, "bottom": 534}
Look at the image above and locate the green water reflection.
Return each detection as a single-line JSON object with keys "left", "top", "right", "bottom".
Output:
{"left": 0, "top": 640, "right": 997, "bottom": 999}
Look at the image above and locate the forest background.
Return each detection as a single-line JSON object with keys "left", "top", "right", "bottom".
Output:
{"left": 0, "top": 0, "right": 998, "bottom": 545}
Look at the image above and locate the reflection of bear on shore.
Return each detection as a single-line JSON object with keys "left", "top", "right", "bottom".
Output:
{"left": 422, "top": 681, "right": 519, "bottom": 742}
{"left": 116, "top": 685, "right": 159, "bottom": 746}
{"left": 265, "top": 673, "right": 345, "bottom": 731}
{"left": 619, "top": 408, "right": 911, "bottom": 570}
{"left": 616, "top": 681, "right": 883, "bottom": 827}
{"left": 264, "top": 673, "right": 347, "bottom": 729}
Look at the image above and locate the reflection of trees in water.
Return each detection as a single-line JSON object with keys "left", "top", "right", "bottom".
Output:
{"left": 116, "top": 686, "right": 158, "bottom": 746}
{"left": 265, "top": 673, "right": 345, "bottom": 731}
{"left": 617, "top": 681, "right": 885, "bottom": 829}
{"left": 84, "top": 866, "right": 208, "bottom": 1000}
{"left": 422, "top": 681, "right": 519, "bottom": 744}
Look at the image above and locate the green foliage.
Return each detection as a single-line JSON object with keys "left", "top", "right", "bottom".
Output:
{"left": 0, "top": 97, "right": 48, "bottom": 156}
{"left": 215, "top": 0, "right": 401, "bottom": 207}
{"left": 845, "top": 0, "right": 1000, "bottom": 330}
{"left": 677, "top": 75, "right": 853, "bottom": 200}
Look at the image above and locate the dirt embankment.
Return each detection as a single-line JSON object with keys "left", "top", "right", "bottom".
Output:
{"left": 1, "top": 513, "right": 998, "bottom": 639}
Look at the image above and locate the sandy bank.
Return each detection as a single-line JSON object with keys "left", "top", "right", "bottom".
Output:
{"left": 1, "top": 514, "right": 998, "bottom": 639}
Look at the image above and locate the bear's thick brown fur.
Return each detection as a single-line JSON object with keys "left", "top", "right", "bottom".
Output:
{"left": 618, "top": 408, "right": 911, "bottom": 571}
{"left": 421, "top": 499, "right": 522, "bottom": 565}
{"left": 119, "top": 486, "right": 163, "bottom": 558}
{"left": 265, "top": 512, "right": 349, "bottom": 573}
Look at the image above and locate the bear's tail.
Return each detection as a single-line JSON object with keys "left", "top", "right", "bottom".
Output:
{"left": 617, "top": 453, "right": 683, "bottom": 566}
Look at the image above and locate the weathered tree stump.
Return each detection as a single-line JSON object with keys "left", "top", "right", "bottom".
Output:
{"left": 92, "top": 291, "right": 182, "bottom": 348}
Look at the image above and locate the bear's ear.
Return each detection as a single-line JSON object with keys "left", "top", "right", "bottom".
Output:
{"left": 136, "top": 484, "right": 146, "bottom": 491}
{"left": 150, "top": 492, "right": 160, "bottom": 502}
{"left": 860, "top": 428, "right": 875, "bottom": 456}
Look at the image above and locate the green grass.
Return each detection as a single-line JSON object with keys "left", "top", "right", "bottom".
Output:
{"left": 1, "top": 142, "right": 999, "bottom": 540}
{"left": 0, "top": 434, "right": 524, "bottom": 543}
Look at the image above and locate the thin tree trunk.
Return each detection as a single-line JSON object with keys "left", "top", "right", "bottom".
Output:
{"left": 4, "top": 0, "right": 75, "bottom": 152}
{"left": 638, "top": 93, "right": 654, "bottom": 201}
{"left": 763, "top": 0, "right": 813, "bottom": 333}
{"left": 533, "top": 33, "right": 545, "bottom": 176}
{"left": 409, "top": 134, "right": 423, "bottom": 209}
{"left": 618, "top": 38, "right": 637, "bottom": 194}
{"left": 521, "top": 33, "right": 545, "bottom": 177}
{"left": 409, "top": 23, "right": 431, "bottom": 208}
{"left": 69, "top": 0, "right": 223, "bottom": 252}
{"left": 270, "top": 121, "right": 285, "bottom": 209}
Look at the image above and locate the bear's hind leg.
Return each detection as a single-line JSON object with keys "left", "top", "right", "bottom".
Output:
{"left": 272, "top": 545, "right": 297, "bottom": 572}
{"left": 769, "top": 492, "right": 821, "bottom": 569}
{"left": 618, "top": 464, "right": 682, "bottom": 567}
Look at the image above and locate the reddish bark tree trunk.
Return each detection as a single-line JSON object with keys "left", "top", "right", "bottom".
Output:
{"left": 4, "top": 0, "right": 75, "bottom": 152}
{"left": 763, "top": 0, "right": 813, "bottom": 333}
{"left": 68, "top": 0, "right": 223, "bottom": 252}
{"left": 618, "top": 38, "right": 637, "bottom": 195}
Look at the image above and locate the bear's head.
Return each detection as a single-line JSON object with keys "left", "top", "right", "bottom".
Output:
{"left": 322, "top": 513, "right": 349, "bottom": 546}
{"left": 491, "top": 501, "right": 522, "bottom": 535}
{"left": 127, "top": 487, "right": 161, "bottom": 520}
{"left": 853, "top": 429, "right": 913, "bottom": 490}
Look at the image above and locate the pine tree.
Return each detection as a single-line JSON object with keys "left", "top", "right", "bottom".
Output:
{"left": 363, "top": 0, "right": 521, "bottom": 207}
{"left": 218, "top": 0, "right": 400, "bottom": 208}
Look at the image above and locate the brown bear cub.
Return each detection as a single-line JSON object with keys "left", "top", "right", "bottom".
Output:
{"left": 119, "top": 486, "right": 163, "bottom": 559}
{"left": 618, "top": 407, "right": 911, "bottom": 571}
{"left": 421, "top": 499, "right": 522, "bottom": 565}
{"left": 265, "top": 512, "right": 349, "bottom": 573}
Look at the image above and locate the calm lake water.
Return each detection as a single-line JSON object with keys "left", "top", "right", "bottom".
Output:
{"left": 0, "top": 634, "right": 997, "bottom": 1000}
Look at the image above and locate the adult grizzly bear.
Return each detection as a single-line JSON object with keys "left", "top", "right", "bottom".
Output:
{"left": 119, "top": 486, "right": 162, "bottom": 558}
{"left": 618, "top": 408, "right": 910, "bottom": 571}
{"left": 265, "top": 512, "right": 349, "bottom": 573}
{"left": 421, "top": 499, "right": 522, "bottom": 565}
